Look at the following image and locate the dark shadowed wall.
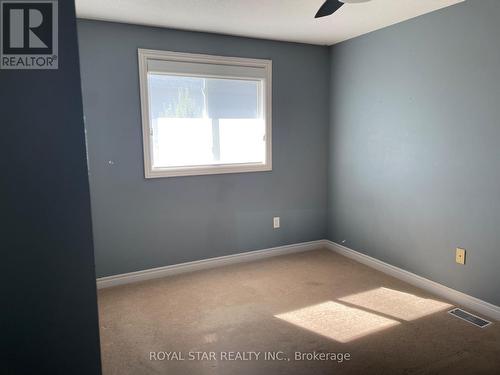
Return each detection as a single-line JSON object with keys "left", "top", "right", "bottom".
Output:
{"left": 328, "top": 0, "right": 500, "bottom": 306}
{"left": 77, "top": 20, "right": 329, "bottom": 278}
{"left": 1, "top": 1, "right": 102, "bottom": 374}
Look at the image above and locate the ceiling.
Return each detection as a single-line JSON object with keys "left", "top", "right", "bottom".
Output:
{"left": 75, "top": 0, "right": 465, "bottom": 46}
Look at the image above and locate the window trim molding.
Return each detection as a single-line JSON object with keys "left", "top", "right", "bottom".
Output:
{"left": 138, "top": 48, "right": 272, "bottom": 179}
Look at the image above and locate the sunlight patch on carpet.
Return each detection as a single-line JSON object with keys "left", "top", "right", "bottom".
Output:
{"left": 275, "top": 301, "right": 399, "bottom": 343}
{"left": 339, "top": 287, "right": 452, "bottom": 321}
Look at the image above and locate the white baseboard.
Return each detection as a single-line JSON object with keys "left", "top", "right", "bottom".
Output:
{"left": 323, "top": 240, "right": 500, "bottom": 321}
{"left": 96, "top": 238, "right": 500, "bottom": 321}
{"left": 96, "top": 240, "right": 323, "bottom": 289}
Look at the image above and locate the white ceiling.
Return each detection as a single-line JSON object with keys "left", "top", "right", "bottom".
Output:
{"left": 75, "top": 0, "right": 465, "bottom": 46}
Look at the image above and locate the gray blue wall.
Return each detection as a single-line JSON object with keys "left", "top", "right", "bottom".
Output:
{"left": 2, "top": 1, "right": 101, "bottom": 373}
{"left": 77, "top": 20, "right": 330, "bottom": 278}
{"left": 328, "top": 0, "right": 500, "bottom": 306}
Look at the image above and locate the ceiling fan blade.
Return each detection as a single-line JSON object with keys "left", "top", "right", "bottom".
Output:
{"left": 315, "top": 0, "right": 343, "bottom": 18}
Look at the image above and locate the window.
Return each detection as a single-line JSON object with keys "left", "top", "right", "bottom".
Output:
{"left": 138, "top": 49, "right": 272, "bottom": 178}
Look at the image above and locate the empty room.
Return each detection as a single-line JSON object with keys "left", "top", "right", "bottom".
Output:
{"left": 3, "top": 0, "right": 500, "bottom": 374}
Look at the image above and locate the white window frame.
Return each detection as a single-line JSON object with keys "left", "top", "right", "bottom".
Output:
{"left": 138, "top": 48, "right": 272, "bottom": 178}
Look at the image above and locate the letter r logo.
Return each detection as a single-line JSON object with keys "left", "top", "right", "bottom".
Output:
{"left": 1, "top": 0, "right": 57, "bottom": 69}
{"left": 1, "top": 1, "right": 54, "bottom": 54}
{"left": 9, "top": 8, "right": 48, "bottom": 48}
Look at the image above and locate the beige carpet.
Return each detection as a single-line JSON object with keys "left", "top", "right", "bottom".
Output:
{"left": 97, "top": 249, "right": 500, "bottom": 375}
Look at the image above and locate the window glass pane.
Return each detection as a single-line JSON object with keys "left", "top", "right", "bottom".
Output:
{"left": 206, "top": 79, "right": 259, "bottom": 119}
{"left": 219, "top": 119, "right": 265, "bottom": 164}
{"left": 148, "top": 74, "right": 265, "bottom": 169}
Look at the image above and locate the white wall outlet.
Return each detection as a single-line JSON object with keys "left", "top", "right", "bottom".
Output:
{"left": 273, "top": 217, "right": 280, "bottom": 229}
{"left": 456, "top": 248, "right": 466, "bottom": 265}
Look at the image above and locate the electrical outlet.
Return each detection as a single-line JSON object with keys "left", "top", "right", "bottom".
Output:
{"left": 273, "top": 217, "right": 280, "bottom": 229}
{"left": 456, "top": 248, "right": 466, "bottom": 265}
